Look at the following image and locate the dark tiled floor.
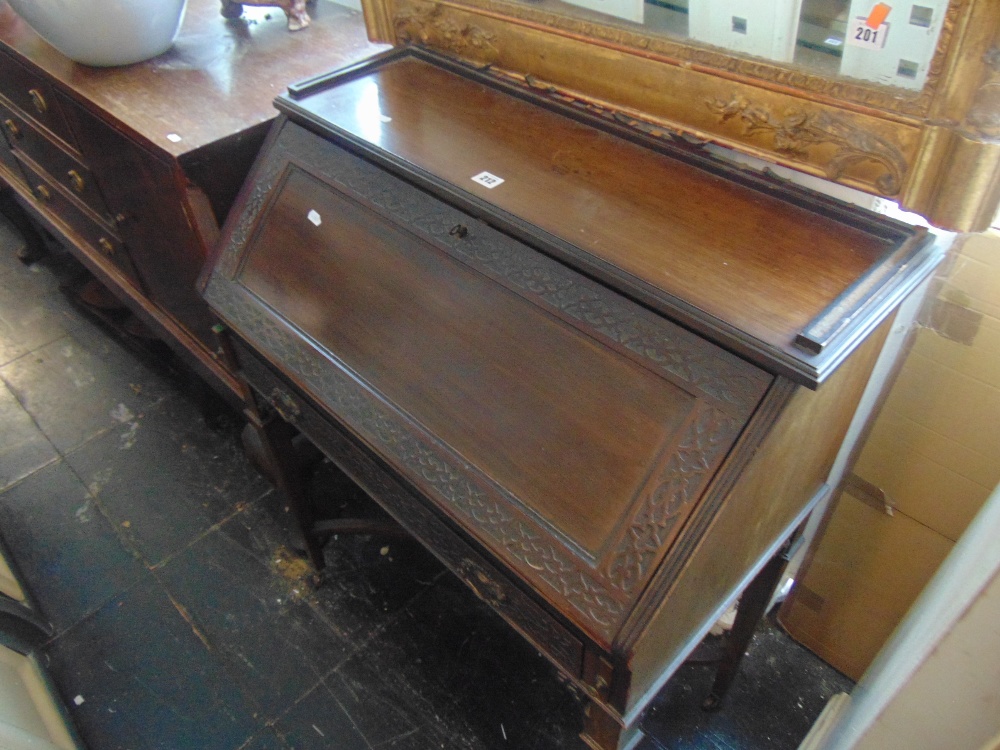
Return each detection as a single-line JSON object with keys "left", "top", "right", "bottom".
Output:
{"left": 0, "top": 215, "right": 852, "bottom": 749}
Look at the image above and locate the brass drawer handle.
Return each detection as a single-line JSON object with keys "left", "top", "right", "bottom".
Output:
{"left": 3, "top": 118, "right": 21, "bottom": 140}
{"left": 269, "top": 387, "right": 301, "bottom": 424}
{"left": 34, "top": 184, "right": 51, "bottom": 202}
{"left": 98, "top": 237, "right": 115, "bottom": 257}
{"left": 67, "top": 169, "right": 85, "bottom": 193}
{"left": 28, "top": 88, "right": 47, "bottom": 114}
{"left": 457, "top": 558, "right": 508, "bottom": 607}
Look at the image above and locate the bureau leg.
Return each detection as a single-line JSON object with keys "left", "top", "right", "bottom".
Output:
{"left": 581, "top": 700, "right": 644, "bottom": 750}
{"left": 702, "top": 526, "right": 806, "bottom": 711}
{"left": 244, "top": 408, "right": 327, "bottom": 569}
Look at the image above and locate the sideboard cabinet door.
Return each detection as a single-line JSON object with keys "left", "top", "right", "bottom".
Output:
{"left": 57, "top": 94, "right": 218, "bottom": 348}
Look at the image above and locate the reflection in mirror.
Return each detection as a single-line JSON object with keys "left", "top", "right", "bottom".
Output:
{"left": 537, "top": 0, "right": 949, "bottom": 91}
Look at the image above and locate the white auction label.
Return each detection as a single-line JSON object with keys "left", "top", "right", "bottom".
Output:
{"left": 307, "top": 209, "right": 322, "bottom": 226}
{"left": 846, "top": 17, "right": 889, "bottom": 50}
{"left": 471, "top": 171, "right": 505, "bottom": 189}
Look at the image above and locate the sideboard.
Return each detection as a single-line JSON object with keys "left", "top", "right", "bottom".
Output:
{"left": 202, "top": 47, "right": 944, "bottom": 750}
{"left": 0, "top": 0, "right": 385, "bottom": 406}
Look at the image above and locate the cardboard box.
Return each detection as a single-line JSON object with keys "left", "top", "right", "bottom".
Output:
{"left": 779, "top": 487, "right": 953, "bottom": 680}
{"left": 780, "top": 231, "right": 1000, "bottom": 679}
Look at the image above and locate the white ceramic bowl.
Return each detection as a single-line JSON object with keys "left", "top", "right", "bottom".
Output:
{"left": 6, "top": 0, "right": 188, "bottom": 67}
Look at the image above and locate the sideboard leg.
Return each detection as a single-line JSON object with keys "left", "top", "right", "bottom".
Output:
{"left": 0, "top": 189, "right": 48, "bottom": 264}
{"left": 703, "top": 525, "right": 806, "bottom": 710}
{"left": 581, "top": 699, "right": 644, "bottom": 750}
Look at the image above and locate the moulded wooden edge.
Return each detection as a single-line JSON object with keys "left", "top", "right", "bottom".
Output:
{"left": 273, "top": 47, "right": 944, "bottom": 388}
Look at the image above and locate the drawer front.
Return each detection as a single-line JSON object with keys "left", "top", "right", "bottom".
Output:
{"left": 0, "top": 100, "right": 109, "bottom": 218}
{"left": 17, "top": 154, "right": 142, "bottom": 290}
{"left": 205, "top": 122, "right": 774, "bottom": 647}
{"left": 0, "top": 111, "right": 24, "bottom": 182}
{"left": 0, "top": 52, "right": 76, "bottom": 148}
{"left": 235, "top": 340, "right": 586, "bottom": 678}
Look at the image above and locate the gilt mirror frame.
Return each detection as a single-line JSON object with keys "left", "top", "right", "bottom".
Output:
{"left": 358, "top": 0, "right": 1000, "bottom": 231}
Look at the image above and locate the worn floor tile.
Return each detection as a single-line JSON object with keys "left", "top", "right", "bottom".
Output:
{"left": 641, "top": 618, "right": 854, "bottom": 750}
{"left": 303, "top": 460, "right": 445, "bottom": 641}
{"left": 328, "top": 577, "right": 582, "bottom": 750}
{"left": 0, "top": 379, "right": 58, "bottom": 490}
{"left": 273, "top": 682, "right": 370, "bottom": 750}
{"left": 0, "top": 255, "right": 84, "bottom": 367}
{"left": 45, "top": 573, "right": 260, "bottom": 750}
{"left": 0, "top": 322, "right": 176, "bottom": 453}
{"left": 64, "top": 395, "right": 271, "bottom": 566}
{"left": 0, "top": 460, "right": 146, "bottom": 632}
{"left": 216, "top": 491, "right": 313, "bottom": 570}
{"left": 156, "top": 514, "right": 350, "bottom": 721}
{"left": 239, "top": 728, "right": 292, "bottom": 750}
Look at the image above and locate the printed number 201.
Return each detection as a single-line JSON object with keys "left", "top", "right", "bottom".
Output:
{"left": 846, "top": 17, "right": 889, "bottom": 50}
{"left": 855, "top": 26, "right": 878, "bottom": 43}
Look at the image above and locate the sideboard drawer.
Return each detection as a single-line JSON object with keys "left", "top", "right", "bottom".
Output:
{"left": 0, "top": 101, "right": 23, "bottom": 180}
{"left": 16, "top": 153, "right": 142, "bottom": 290}
{"left": 0, "top": 51, "right": 76, "bottom": 148}
{"left": 0, "top": 100, "right": 109, "bottom": 218}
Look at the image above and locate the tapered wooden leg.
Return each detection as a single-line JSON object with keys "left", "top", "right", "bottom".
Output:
{"left": 245, "top": 408, "right": 327, "bottom": 568}
{"left": 702, "top": 527, "right": 805, "bottom": 710}
{"left": 581, "top": 699, "right": 644, "bottom": 750}
{"left": 215, "top": 324, "right": 411, "bottom": 571}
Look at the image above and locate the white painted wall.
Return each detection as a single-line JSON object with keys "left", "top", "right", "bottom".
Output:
{"left": 563, "top": 0, "right": 645, "bottom": 24}
{"left": 839, "top": 0, "right": 948, "bottom": 90}
{"left": 688, "top": 0, "right": 803, "bottom": 62}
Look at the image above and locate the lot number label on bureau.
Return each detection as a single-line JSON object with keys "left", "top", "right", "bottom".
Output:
{"left": 472, "top": 171, "right": 505, "bottom": 189}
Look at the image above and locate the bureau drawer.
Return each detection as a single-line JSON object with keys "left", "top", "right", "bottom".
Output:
{"left": 16, "top": 153, "right": 142, "bottom": 290}
{"left": 0, "top": 100, "right": 109, "bottom": 218}
{"left": 0, "top": 52, "right": 76, "bottom": 148}
{"left": 235, "top": 339, "right": 587, "bottom": 679}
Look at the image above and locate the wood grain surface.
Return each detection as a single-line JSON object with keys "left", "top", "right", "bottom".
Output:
{"left": 295, "top": 56, "right": 895, "bottom": 364}
{"left": 240, "top": 165, "right": 704, "bottom": 554}
{"left": 0, "top": 0, "right": 387, "bottom": 157}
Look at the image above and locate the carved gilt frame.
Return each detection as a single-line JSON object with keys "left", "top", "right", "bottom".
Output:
{"left": 359, "top": 0, "right": 1000, "bottom": 231}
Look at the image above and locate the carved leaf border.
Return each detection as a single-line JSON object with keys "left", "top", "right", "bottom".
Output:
{"left": 392, "top": 0, "right": 966, "bottom": 118}
{"left": 395, "top": 4, "right": 499, "bottom": 59}
{"left": 707, "top": 95, "right": 907, "bottom": 195}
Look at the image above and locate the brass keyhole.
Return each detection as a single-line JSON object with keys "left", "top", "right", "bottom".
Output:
{"left": 98, "top": 237, "right": 115, "bottom": 257}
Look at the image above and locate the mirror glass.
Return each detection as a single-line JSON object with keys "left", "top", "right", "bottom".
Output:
{"left": 509, "top": 0, "right": 950, "bottom": 91}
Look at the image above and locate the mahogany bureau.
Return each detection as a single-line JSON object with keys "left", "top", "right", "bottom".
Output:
{"left": 201, "top": 47, "right": 941, "bottom": 750}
